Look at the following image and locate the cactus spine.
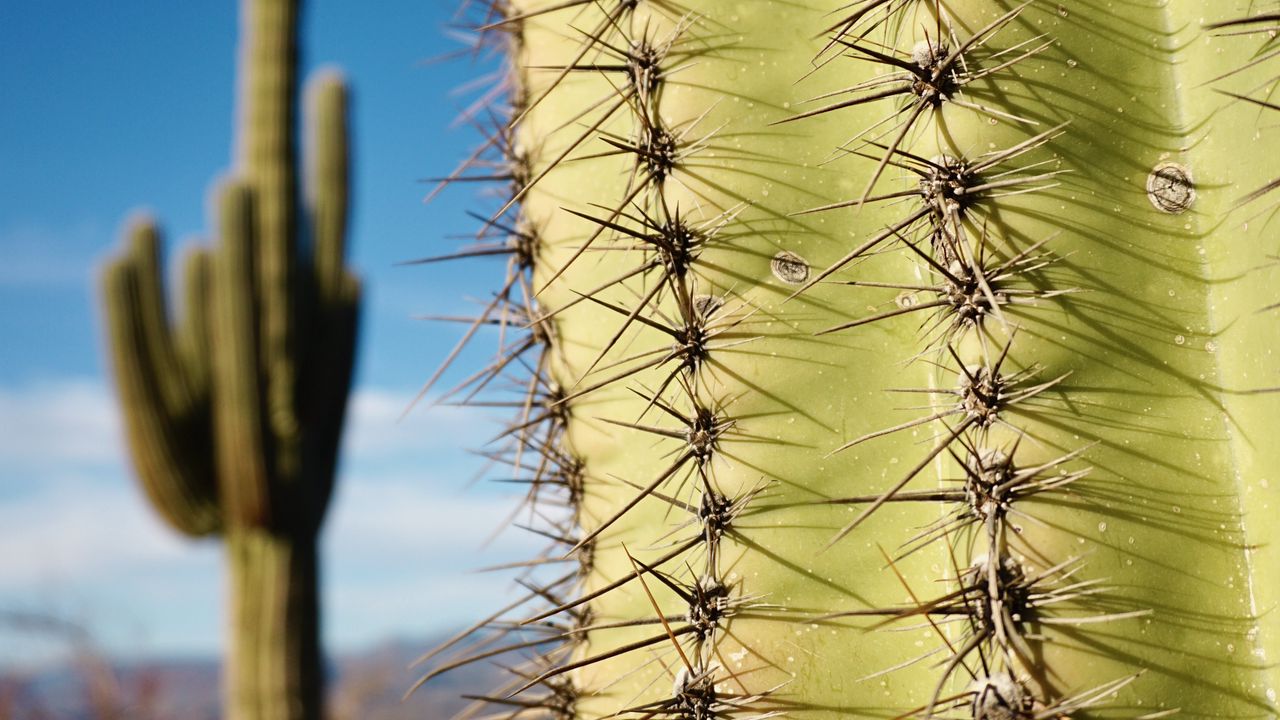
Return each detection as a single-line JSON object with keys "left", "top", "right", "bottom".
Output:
{"left": 418, "top": 1, "right": 1279, "bottom": 718}
{"left": 101, "top": 1, "right": 358, "bottom": 718}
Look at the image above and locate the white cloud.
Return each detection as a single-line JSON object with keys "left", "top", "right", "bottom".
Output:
{"left": 0, "top": 378, "right": 539, "bottom": 663}
{"left": 328, "top": 478, "right": 525, "bottom": 558}
{"left": 0, "top": 481, "right": 195, "bottom": 588}
{"left": 324, "top": 398, "right": 538, "bottom": 650}
{"left": 341, "top": 387, "right": 500, "bottom": 463}
{"left": 0, "top": 378, "right": 124, "bottom": 473}
{"left": 0, "top": 379, "right": 497, "bottom": 483}
{"left": 323, "top": 480, "right": 532, "bottom": 650}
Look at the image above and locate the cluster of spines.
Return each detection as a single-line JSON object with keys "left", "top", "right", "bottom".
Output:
{"left": 784, "top": 1, "right": 1152, "bottom": 717}
{"left": 410, "top": 3, "right": 778, "bottom": 719}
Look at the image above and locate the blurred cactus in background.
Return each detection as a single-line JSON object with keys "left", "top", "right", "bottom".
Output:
{"left": 100, "top": 1, "right": 359, "bottom": 718}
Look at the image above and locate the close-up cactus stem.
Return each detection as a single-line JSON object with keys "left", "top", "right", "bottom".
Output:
{"left": 415, "top": 0, "right": 1279, "bottom": 718}
{"left": 100, "top": 1, "right": 359, "bottom": 718}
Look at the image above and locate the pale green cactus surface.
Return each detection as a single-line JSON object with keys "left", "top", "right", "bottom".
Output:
{"left": 416, "top": 2, "right": 1280, "bottom": 719}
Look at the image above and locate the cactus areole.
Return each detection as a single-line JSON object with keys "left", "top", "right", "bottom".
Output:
{"left": 101, "top": 1, "right": 359, "bottom": 718}
{"left": 415, "top": 0, "right": 1280, "bottom": 718}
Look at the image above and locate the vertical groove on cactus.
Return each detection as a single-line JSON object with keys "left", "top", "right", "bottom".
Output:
{"left": 100, "top": 1, "right": 359, "bottom": 718}
{"left": 416, "top": 1, "right": 1278, "bottom": 719}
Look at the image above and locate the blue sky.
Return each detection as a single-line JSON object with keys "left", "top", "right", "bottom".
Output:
{"left": 0, "top": 2, "right": 527, "bottom": 666}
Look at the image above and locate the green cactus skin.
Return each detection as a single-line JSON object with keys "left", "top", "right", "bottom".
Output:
{"left": 101, "top": 1, "right": 359, "bottom": 718}
{"left": 417, "top": 1, "right": 1280, "bottom": 719}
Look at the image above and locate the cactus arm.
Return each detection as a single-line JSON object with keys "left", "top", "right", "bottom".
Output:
{"left": 301, "top": 68, "right": 357, "bottom": 528}
{"left": 176, "top": 246, "right": 214, "bottom": 404}
{"left": 304, "top": 70, "right": 350, "bottom": 304}
{"left": 301, "top": 272, "right": 359, "bottom": 529}
{"left": 102, "top": 217, "right": 220, "bottom": 536}
{"left": 126, "top": 219, "right": 198, "bottom": 414}
{"left": 210, "top": 181, "right": 274, "bottom": 529}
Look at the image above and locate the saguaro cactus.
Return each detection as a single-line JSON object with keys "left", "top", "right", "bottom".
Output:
{"left": 101, "top": 1, "right": 359, "bottom": 718}
{"left": 416, "top": 0, "right": 1280, "bottom": 718}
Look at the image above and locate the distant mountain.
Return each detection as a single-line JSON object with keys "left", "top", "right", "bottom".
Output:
{"left": 0, "top": 636, "right": 505, "bottom": 720}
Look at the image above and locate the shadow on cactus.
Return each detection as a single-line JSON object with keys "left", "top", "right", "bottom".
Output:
{"left": 412, "top": 1, "right": 1279, "bottom": 719}
{"left": 100, "top": 1, "right": 359, "bottom": 719}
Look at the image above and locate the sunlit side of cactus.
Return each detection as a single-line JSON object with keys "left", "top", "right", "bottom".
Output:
{"left": 100, "top": 1, "right": 359, "bottom": 718}
{"left": 416, "top": 1, "right": 1279, "bottom": 719}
